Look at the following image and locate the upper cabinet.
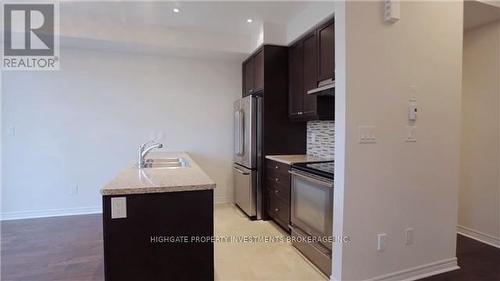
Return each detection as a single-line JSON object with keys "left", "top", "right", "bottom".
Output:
{"left": 253, "top": 50, "right": 264, "bottom": 93}
{"left": 317, "top": 20, "right": 335, "bottom": 82}
{"left": 242, "top": 49, "right": 264, "bottom": 97}
{"left": 289, "top": 18, "right": 334, "bottom": 121}
{"left": 289, "top": 41, "right": 304, "bottom": 118}
{"left": 302, "top": 32, "right": 318, "bottom": 116}
{"left": 243, "top": 58, "right": 254, "bottom": 96}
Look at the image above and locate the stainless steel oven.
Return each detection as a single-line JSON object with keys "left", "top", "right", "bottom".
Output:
{"left": 289, "top": 163, "right": 334, "bottom": 276}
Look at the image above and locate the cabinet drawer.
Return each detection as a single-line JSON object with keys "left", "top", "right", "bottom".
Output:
{"left": 266, "top": 170, "right": 290, "bottom": 187}
{"left": 265, "top": 178, "right": 290, "bottom": 203}
{"left": 266, "top": 160, "right": 290, "bottom": 177}
{"left": 267, "top": 192, "right": 290, "bottom": 231}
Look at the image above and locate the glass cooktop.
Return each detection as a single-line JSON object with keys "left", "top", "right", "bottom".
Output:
{"left": 292, "top": 161, "right": 334, "bottom": 179}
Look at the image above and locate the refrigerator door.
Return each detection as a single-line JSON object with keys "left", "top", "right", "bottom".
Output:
{"left": 233, "top": 96, "right": 256, "bottom": 168}
{"left": 233, "top": 164, "right": 257, "bottom": 217}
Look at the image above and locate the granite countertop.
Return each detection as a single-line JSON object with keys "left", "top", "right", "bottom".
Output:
{"left": 101, "top": 152, "right": 216, "bottom": 196}
{"left": 265, "top": 154, "right": 332, "bottom": 165}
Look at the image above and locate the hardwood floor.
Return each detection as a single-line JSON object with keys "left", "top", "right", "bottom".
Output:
{"left": 420, "top": 235, "right": 500, "bottom": 281}
{"left": 1, "top": 214, "right": 104, "bottom": 281}
{"left": 2, "top": 212, "right": 499, "bottom": 281}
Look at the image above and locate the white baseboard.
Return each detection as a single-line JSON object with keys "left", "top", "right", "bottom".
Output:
{"left": 330, "top": 258, "right": 458, "bottom": 281}
{"left": 1, "top": 196, "right": 233, "bottom": 220}
{"left": 1, "top": 206, "right": 102, "bottom": 221}
{"left": 368, "top": 258, "right": 459, "bottom": 281}
{"left": 457, "top": 225, "right": 500, "bottom": 248}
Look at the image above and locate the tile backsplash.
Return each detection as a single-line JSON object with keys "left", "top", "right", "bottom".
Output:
{"left": 307, "top": 121, "right": 334, "bottom": 159}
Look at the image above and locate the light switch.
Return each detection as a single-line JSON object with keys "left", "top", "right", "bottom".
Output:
{"left": 359, "top": 126, "right": 377, "bottom": 144}
{"left": 111, "top": 197, "right": 127, "bottom": 219}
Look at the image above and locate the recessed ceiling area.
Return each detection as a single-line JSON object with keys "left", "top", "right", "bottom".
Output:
{"left": 464, "top": 0, "right": 500, "bottom": 30}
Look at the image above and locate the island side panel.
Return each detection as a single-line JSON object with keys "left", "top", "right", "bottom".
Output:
{"left": 102, "top": 190, "right": 214, "bottom": 281}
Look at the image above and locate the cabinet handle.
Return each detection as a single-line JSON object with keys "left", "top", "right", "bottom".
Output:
{"left": 298, "top": 112, "right": 303, "bottom": 115}
{"left": 274, "top": 208, "right": 279, "bottom": 212}
{"left": 274, "top": 165, "right": 279, "bottom": 169}
{"left": 275, "top": 190, "right": 280, "bottom": 194}
{"left": 275, "top": 178, "right": 280, "bottom": 182}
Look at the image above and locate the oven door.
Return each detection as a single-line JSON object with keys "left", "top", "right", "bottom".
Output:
{"left": 290, "top": 169, "right": 333, "bottom": 250}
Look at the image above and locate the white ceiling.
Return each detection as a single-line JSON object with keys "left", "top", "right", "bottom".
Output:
{"left": 56, "top": 1, "right": 333, "bottom": 59}
{"left": 62, "top": 1, "right": 326, "bottom": 36}
{"left": 464, "top": 0, "right": 500, "bottom": 30}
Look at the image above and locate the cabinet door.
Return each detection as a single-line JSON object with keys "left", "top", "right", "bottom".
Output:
{"left": 243, "top": 58, "right": 254, "bottom": 96}
{"left": 303, "top": 32, "right": 318, "bottom": 115}
{"left": 288, "top": 41, "right": 304, "bottom": 117}
{"left": 317, "top": 21, "right": 334, "bottom": 82}
{"left": 253, "top": 50, "right": 264, "bottom": 93}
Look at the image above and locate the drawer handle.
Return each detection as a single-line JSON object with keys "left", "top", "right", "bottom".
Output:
{"left": 275, "top": 178, "right": 280, "bottom": 182}
{"left": 274, "top": 190, "right": 280, "bottom": 194}
{"left": 274, "top": 165, "right": 279, "bottom": 169}
{"left": 274, "top": 208, "right": 279, "bottom": 212}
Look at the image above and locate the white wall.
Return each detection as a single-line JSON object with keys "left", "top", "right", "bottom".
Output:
{"left": 286, "top": 1, "right": 334, "bottom": 44}
{"left": 1, "top": 47, "right": 241, "bottom": 219}
{"left": 333, "top": 1, "right": 463, "bottom": 280}
{"left": 459, "top": 21, "right": 500, "bottom": 247}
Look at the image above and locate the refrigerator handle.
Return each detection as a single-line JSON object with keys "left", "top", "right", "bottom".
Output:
{"left": 234, "top": 110, "right": 241, "bottom": 155}
{"left": 238, "top": 110, "right": 244, "bottom": 155}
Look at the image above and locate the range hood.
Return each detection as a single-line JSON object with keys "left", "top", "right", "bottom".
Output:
{"left": 307, "top": 79, "right": 335, "bottom": 96}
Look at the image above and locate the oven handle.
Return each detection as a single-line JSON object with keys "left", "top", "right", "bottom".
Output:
{"left": 289, "top": 170, "right": 333, "bottom": 188}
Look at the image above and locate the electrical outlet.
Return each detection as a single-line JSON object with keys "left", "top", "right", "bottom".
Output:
{"left": 111, "top": 197, "right": 127, "bottom": 219}
{"left": 7, "top": 126, "right": 16, "bottom": 137}
{"left": 405, "top": 228, "right": 414, "bottom": 245}
{"left": 70, "top": 184, "right": 79, "bottom": 195}
{"left": 377, "top": 233, "right": 387, "bottom": 251}
{"left": 405, "top": 126, "right": 417, "bottom": 142}
{"left": 359, "top": 126, "right": 377, "bottom": 144}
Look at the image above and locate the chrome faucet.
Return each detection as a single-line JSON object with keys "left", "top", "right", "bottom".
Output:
{"left": 138, "top": 141, "right": 163, "bottom": 168}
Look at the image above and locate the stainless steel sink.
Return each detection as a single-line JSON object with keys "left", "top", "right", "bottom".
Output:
{"left": 137, "top": 158, "right": 189, "bottom": 169}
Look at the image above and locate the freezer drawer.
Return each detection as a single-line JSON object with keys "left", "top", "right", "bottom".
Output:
{"left": 233, "top": 165, "right": 257, "bottom": 217}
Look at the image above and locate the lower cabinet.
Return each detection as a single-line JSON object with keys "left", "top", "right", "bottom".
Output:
{"left": 265, "top": 159, "right": 291, "bottom": 232}
{"left": 102, "top": 190, "right": 214, "bottom": 281}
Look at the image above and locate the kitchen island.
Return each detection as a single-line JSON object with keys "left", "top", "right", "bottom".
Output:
{"left": 101, "top": 152, "right": 215, "bottom": 281}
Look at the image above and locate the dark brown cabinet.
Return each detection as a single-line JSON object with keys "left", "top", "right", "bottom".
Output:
{"left": 239, "top": 45, "right": 307, "bottom": 219}
{"left": 288, "top": 41, "right": 304, "bottom": 118}
{"left": 318, "top": 20, "right": 335, "bottom": 82}
{"left": 303, "top": 33, "right": 318, "bottom": 117}
{"left": 242, "top": 49, "right": 264, "bottom": 96}
{"left": 242, "top": 58, "right": 254, "bottom": 96}
{"left": 102, "top": 191, "right": 214, "bottom": 281}
{"left": 265, "top": 159, "right": 291, "bottom": 232}
{"left": 288, "top": 17, "right": 334, "bottom": 121}
{"left": 253, "top": 49, "right": 264, "bottom": 93}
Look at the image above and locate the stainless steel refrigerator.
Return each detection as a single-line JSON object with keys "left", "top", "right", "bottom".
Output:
{"left": 233, "top": 95, "right": 262, "bottom": 219}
